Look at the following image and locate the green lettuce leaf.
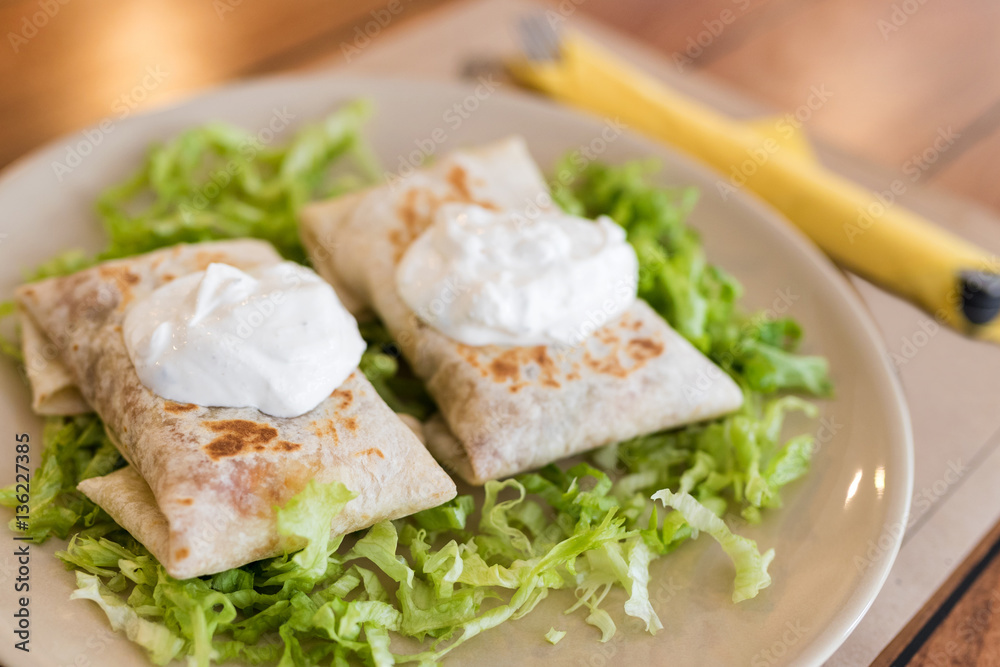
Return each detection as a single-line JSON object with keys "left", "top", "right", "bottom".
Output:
{"left": 0, "top": 415, "right": 123, "bottom": 541}
{"left": 263, "top": 479, "right": 355, "bottom": 586}
{"left": 652, "top": 489, "right": 774, "bottom": 603}
{"left": 553, "top": 158, "right": 832, "bottom": 397}
{"left": 71, "top": 571, "right": 185, "bottom": 665}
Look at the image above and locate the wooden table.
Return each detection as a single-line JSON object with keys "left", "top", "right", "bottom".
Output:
{"left": 4, "top": 0, "right": 1000, "bottom": 664}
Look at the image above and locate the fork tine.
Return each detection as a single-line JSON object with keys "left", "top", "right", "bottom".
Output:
{"left": 518, "top": 14, "right": 562, "bottom": 62}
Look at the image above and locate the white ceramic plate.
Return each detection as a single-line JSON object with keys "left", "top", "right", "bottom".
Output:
{"left": 0, "top": 75, "right": 912, "bottom": 667}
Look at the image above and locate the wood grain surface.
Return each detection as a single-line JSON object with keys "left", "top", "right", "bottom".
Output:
{"left": 3, "top": 0, "right": 999, "bottom": 663}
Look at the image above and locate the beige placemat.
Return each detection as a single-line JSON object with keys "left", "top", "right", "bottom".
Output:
{"left": 308, "top": 0, "right": 1000, "bottom": 663}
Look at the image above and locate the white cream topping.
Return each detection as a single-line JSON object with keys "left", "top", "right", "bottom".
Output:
{"left": 123, "top": 261, "right": 365, "bottom": 418}
{"left": 396, "top": 203, "right": 638, "bottom": 346}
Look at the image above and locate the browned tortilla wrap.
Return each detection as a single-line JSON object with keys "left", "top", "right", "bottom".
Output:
{"left": 300, "top": 137, "right": 744, "bottom": 484}
{"left": 15, "top": 239, "right": 456, "bottom": 578}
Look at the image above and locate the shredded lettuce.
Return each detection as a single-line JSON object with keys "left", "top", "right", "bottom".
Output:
{"left": 0, "top": 415, "right": 122, "bottom": 541}
{"left": 265, "top": 479, "right": 355, "bottom": 585}
{"left": 553, "top": 159, "right": 832, "bottom": 397}
{"left": 358, "top": 321, "right": 436, "bottom": 420}
{"left": 91, "top": 99, "right": 378, "bottom": 268}
{"left": 0, "top": 107, "right": 832, "bottom": 665}
{"left": 71, "top": 571, "right": 186, "bottom": 665}
{"left": 653, "top": 490, "right": 774, "bottom": 603}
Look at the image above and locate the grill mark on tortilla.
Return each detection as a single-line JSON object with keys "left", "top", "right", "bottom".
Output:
{"left": 627, "top": 338, "right": 664, "bottom": 362}
{"left": 583, "top": 336, "right": 664, "bottom": 378}
{"left": 275, "top": 440, "right": 301, "bottom": 452}
{"left": 445, "top": 167, "right": 501, "bottom": 212}
{"left": 356, "top": 447, "right": 385, "bottom": 458}
{"left": 447, "top": 165, "right": 473, "bottom": 199}
{"left": 98, "top": 266, "right": 139, "bottom": 310}
{"left": 164, "top": 401, "right": 198, "bottom": 414}
{"left": 175, "top": 548, "right": 189, "bottom": 561}
{"left": 583, "top": 349, "right": 628, "bottom": 378}
{"left": 458, "top": 345, "right": 488, "bottom": 377}
{"left": 98, "top": 266, "right": 139, "bottom": 285}
{"left": 339, "top": 416, "right": 359, "bottom": 432}
{"left": 489, "top": 354, "right": 520, "bottom": 383}
{"left": 331, "top": 388, "right": 353, "bottom": 411}
{"left": 596, "top": 327, "right": 619, "bottom": 345}
{"left": 529, "top": 346, "right": 561, "bottom": 388}
{"left": 178, "top": 498, "right": 194, "bottom": 506}
{"left": 390, "top": 189, "right": 427, "bottom": 261}
{"left": 310, "top": 419, "right": 340, "bottom": 445}
{"left": 459, "top": 345, "right": 563, "bottom": 392}
{"left": 203, "top": 420, "right": 278, "bottom": 459}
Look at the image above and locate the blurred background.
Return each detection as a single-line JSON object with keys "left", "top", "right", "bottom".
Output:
{"left": 4, "top": 2, "right": 1000, "bottom": 665}
{"left": 2, "top": 0, "right": 999, "bottom": 211}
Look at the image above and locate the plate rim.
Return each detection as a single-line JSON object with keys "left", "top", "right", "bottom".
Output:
{"left": 0, "top": 70, "right": 915, "bottom": 667}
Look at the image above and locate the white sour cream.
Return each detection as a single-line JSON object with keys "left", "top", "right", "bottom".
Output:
{"left": 396, "top": 203, "right": 638, "bottom": 346}
{"left": 123, "top": 261, "right": 365, "bottom": 418}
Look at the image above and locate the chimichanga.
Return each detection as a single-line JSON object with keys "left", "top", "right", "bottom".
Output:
{"left": 300, "top": 137, "right": 743, "bottom": 484}
{"left": 15, "top": 240, "right": 456, "bottom": 579}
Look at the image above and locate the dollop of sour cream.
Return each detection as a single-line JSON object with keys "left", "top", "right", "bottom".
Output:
{"left": 123, "top": 262, "right": 365, "bottom": 418}
{"left": 396, "top": 203, "right": 638, "bottom": 346}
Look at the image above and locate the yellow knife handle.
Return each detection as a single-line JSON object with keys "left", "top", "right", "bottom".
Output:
{"left": 509, "top": 35, "right": 1000, "bottom": 342}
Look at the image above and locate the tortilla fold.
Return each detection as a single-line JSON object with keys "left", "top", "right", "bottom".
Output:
{"left": 18, "top": 304, "right": 91, "bottom": 415}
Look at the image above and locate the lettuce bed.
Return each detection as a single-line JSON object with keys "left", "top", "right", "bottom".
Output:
{"left": 0, "top": 103, "right": 831, "bottom": 666}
